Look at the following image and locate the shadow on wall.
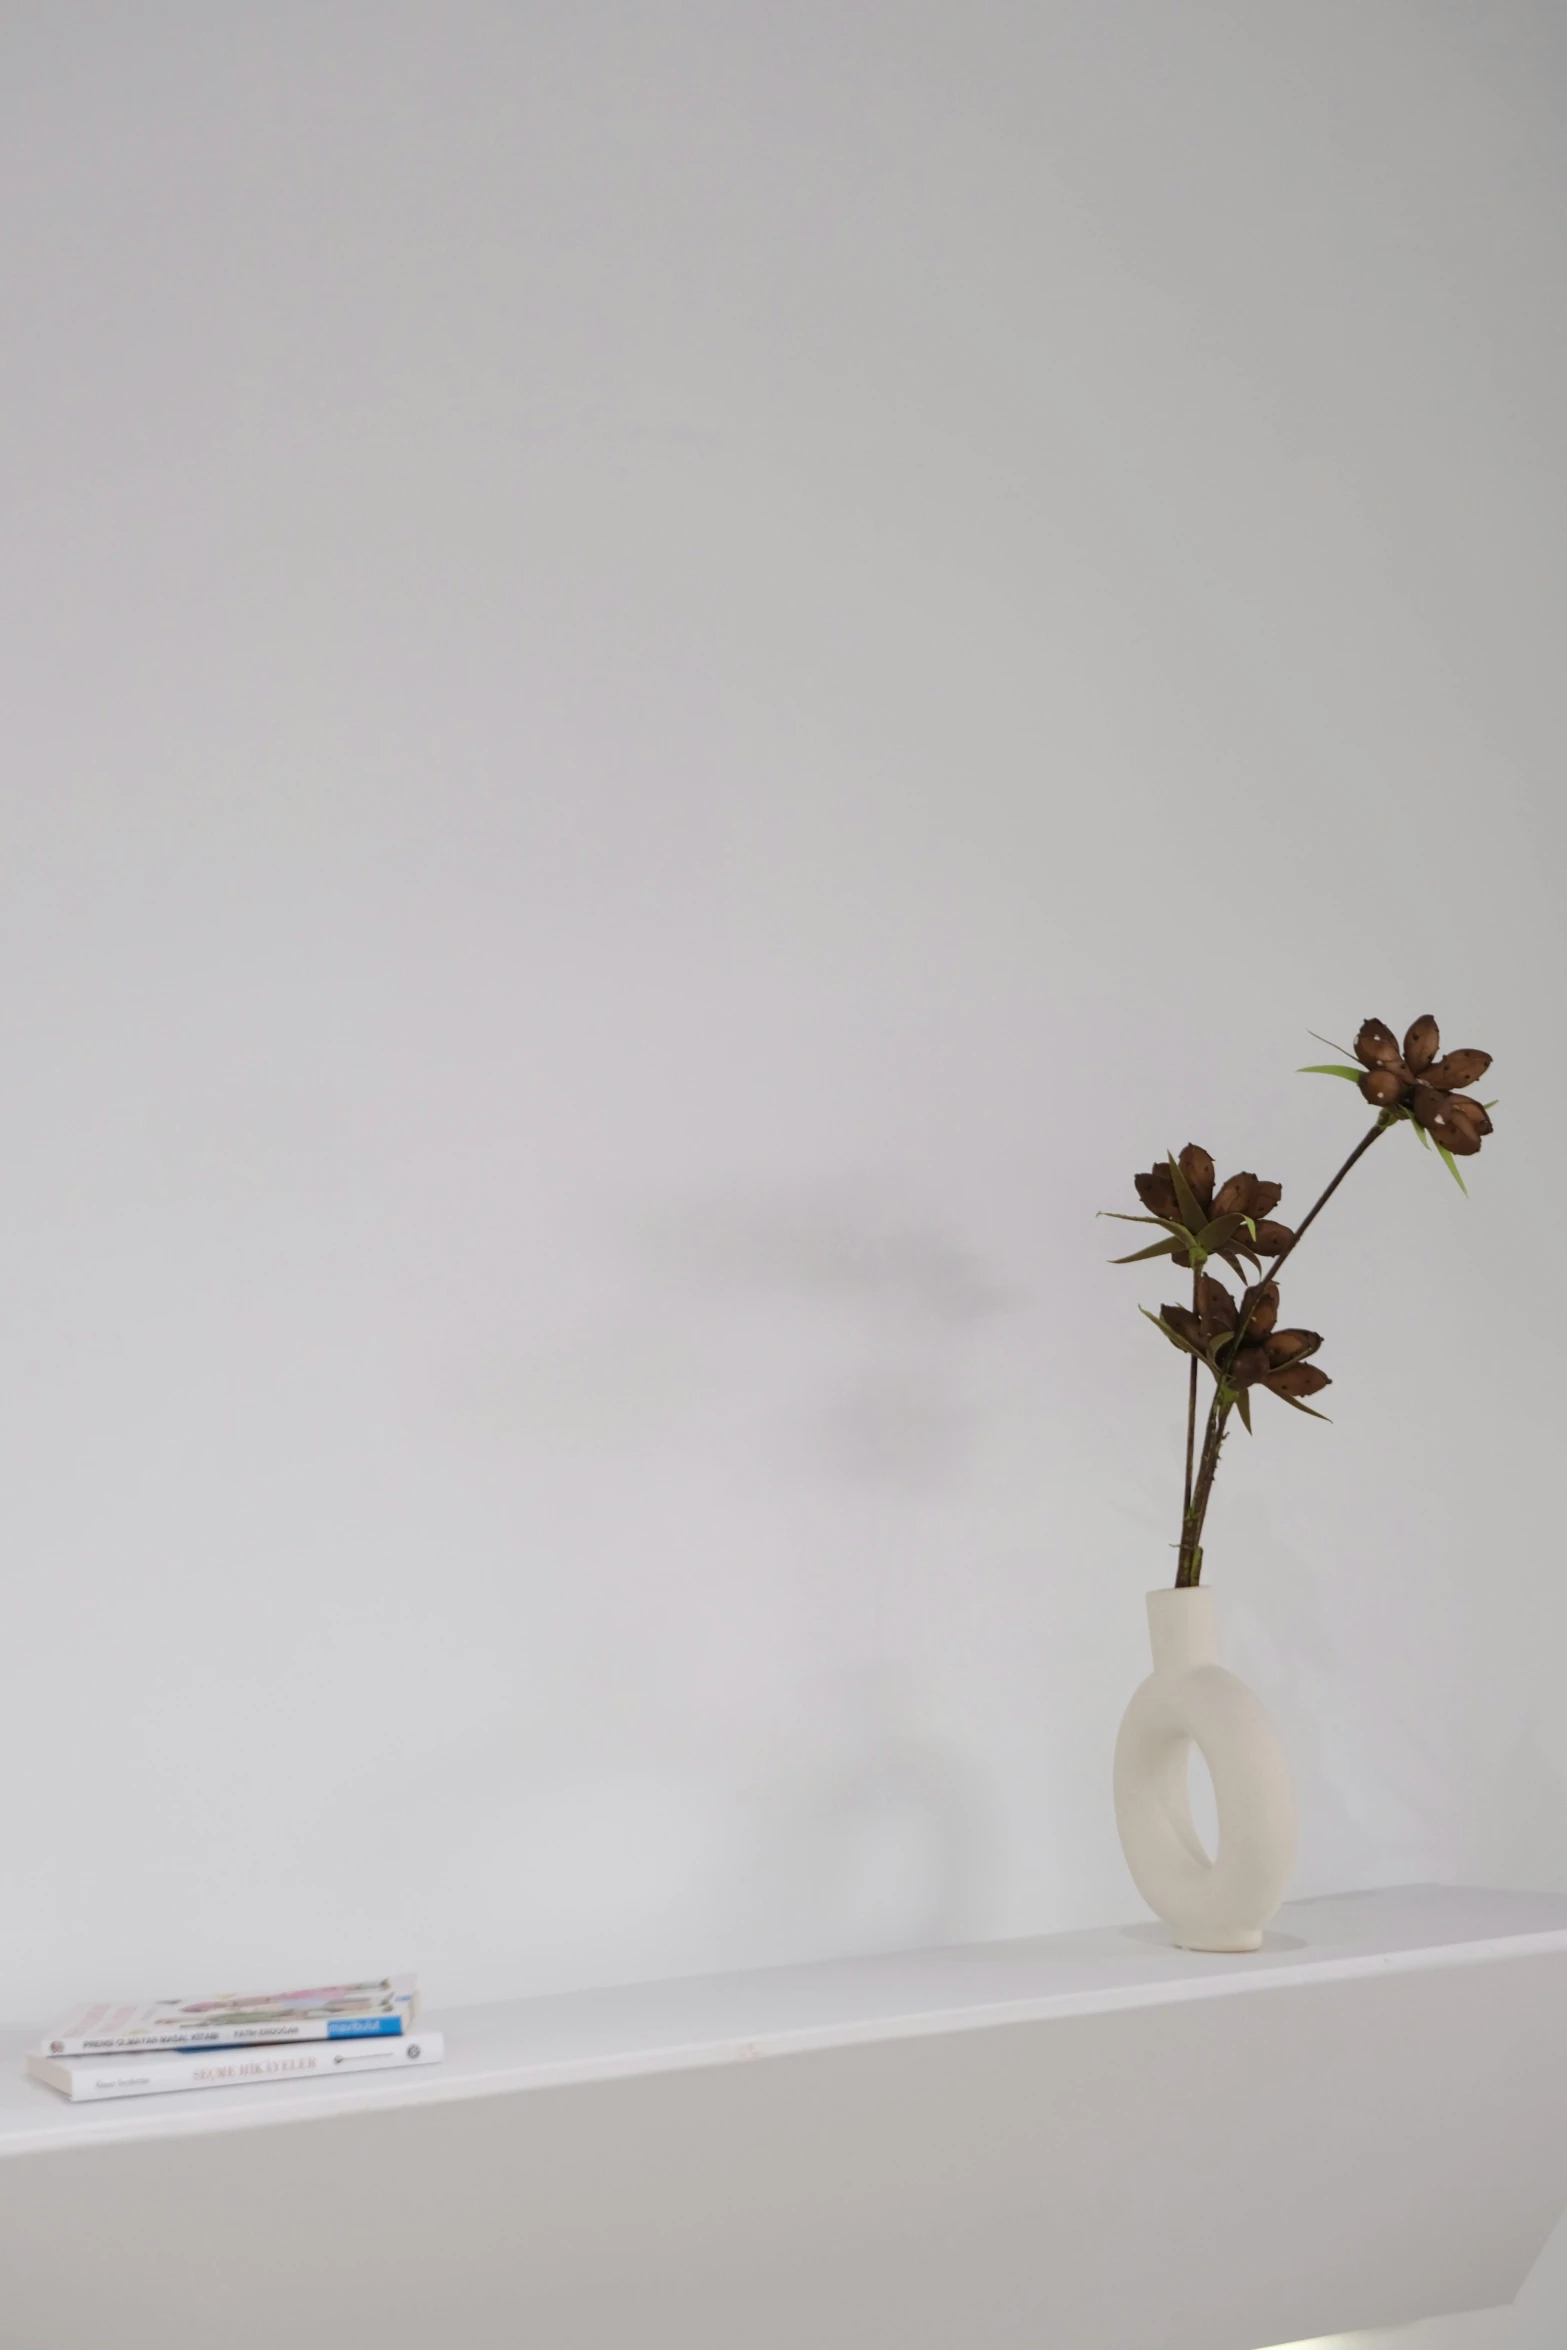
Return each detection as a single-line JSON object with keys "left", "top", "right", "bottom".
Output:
{"left": 1214, "top": 1504, "right": 1396, "bottom": 1887}
{"left": 659, "top": 1193, "right": 1022, "bottom": 1956}
{"left": 1217, "top": 1495, "right": 1567, "bottom": 1900}
{"left": 374, "top": 1658, "right": 1010, "bottom": 1993}
{"left": 732, "top": 1662, "right": 1006, "bottom": 1963}
{"left": 660, "top": 1187, "right": 1017, "bottom": 1490}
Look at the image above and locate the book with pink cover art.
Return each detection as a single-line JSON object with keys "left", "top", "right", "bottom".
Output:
{"left": 38, "top": 1976, "right": 419, "bottom": 2056}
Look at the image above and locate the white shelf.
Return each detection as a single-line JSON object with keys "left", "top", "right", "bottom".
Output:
{"left": 3, "top": 1880, "right": 1566, "bottom": 2160}
{"left": 5, "top": 1884, "right": 1567, "bottom": 2350}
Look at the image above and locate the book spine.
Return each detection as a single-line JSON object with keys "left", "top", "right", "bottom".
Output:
{"left": 48, "top": 2011, "right": 411, "bottom": 2057}
{"left": 39, "top": 2033, "right": 444, "bottom": 2102}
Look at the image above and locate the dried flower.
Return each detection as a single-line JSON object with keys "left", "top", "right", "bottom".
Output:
{"left": 1115, "top": 1011, "right": 1497, "bottom": 1586}
{"left": 1151, "top": 1276, "right": 1331, "bottom": 1424}
{"left": 1355, "top": 1016, "right": 1493, "bottom": 1155}
{"left": 1107, "top": 1143, "right": 1294, "bottom": 1278}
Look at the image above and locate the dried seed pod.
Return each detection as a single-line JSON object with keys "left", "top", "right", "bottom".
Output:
{"left": 1134, "top": 1165, "right": 1179, "bottom": 1219}
{"left": 1243, "top": 1281, "right": 1280, "bottom": 1338}
{"left": 1263, "top": 1361, "right": 1332, "bottom": 1401}
{"left": 1359, "top": 1065, "right": 1406, "bottom": 1108}
{"left": 1356, "top": 1018, "right": 1403, "bottom": 1069}
{"left": 1421, "top": 1049, "right": 1492, "bottom": 1093}
{"left": 1412, "top": 1087, "right": 1493, "bottom": 1154}
{"left": 1120, "top": 1157, "right": 1291, "bottom": 1260}
{"left": 1339, "top": 1014, "right": 1493, "bottom": 1158}
{"left": 1197, "top": 1275, "right": 1237, "bottom": 1330}
{"left": 1178, "top": 1143, "right": 1216, "bottom": 1215}
{"left": 1403, "top": 1014, "right": 1440, "bottom": 1074}
{"left": 1212, "top": 1171, "right": 1284, "bottom": 1223}
{"left": 1264, "top": 1328, "right": 1322, "bottom": 1366}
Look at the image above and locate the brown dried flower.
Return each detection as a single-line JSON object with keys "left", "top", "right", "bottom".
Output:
{"left": 1153, "top": 1276, "right": 1331, "bottom": 1423}
{"left": 1355, "top": 1016, "right": 1493, "bottom": 1155}
{"left": 1108, "top": 1142, "right": 1294, "bottom": 1278}
{"left": 1115, "top": 1010, "right": 1499, "bottom": 1586}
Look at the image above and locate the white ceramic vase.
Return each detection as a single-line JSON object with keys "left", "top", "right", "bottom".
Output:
{"left": 1113, "top": 1586, "right": 1296, "bottom": 1953}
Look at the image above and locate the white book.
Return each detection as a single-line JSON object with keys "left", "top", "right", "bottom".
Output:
{"left": 39, "top": 1975, "right": 420, "bottom": 2056}
{"left": 27, "top": 2029, "right": 445, "bottom": 2103}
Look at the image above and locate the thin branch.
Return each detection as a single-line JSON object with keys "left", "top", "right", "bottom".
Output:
{"left": 1179, "top": 1399, "right": 1228, "bottom": 1587}
{"left": 1175, "top": 1114, "right": 1392, "bottom": 1586}
{"left": 1181, "top": 1266, "right": 1199, "bottom": 1525}
{"left": 1258, "top": 1116, "right": 1390, "bottom": 1290}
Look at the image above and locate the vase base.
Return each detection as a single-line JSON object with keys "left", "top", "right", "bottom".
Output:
{"left": 1174, "top": 1931, "right": 1263, "bottom": 1954}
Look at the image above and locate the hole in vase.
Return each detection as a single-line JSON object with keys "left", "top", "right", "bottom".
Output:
{"left": 1186, "top": 1741, "right": 1219, "bottom": 1862}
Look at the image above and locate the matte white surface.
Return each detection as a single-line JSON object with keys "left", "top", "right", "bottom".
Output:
{"left": 1, "top": 3, "right": 1564, "bottom": 2036}
{"left": 1116, "top": 1586, "right": 1297, "bottom": 1950}
{"left": 3, "top": 1881, "right": 1562, "bottom": 2159}
{"left": 3, "top": 1885, "right": 1566, "bottom": 2350}
{"left": 1, "top": 11, "right": 1565, "bottom": 2341}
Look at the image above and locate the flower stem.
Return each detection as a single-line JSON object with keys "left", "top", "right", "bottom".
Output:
{"left": 1256, "top": 1116, "right": 1390, "bottom": 1291}
{"left": 1174, "top": 1116, "right": 1391, "bottom": 1586}
{"left": 1181, "top": 1266, "right": 1199, "bottom": 1525}
{"left": 1177, "top": 1400, "right": 1228, "bottom": 1586}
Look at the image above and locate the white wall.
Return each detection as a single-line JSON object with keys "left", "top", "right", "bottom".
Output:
{"left": 1, "top": 0, "right": 1564, "bottom": 2291}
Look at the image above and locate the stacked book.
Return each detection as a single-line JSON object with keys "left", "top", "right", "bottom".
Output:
{"left": 27, "top": 1976, "right": 443, "bottom": 2104}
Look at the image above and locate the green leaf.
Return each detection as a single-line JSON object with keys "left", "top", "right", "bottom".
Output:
{"left": 1099, "top": 1212, "right": 1190, "bottom": 1236}
{"left": 1234, "top": 1387, "right": 1253, "bottom": 1434}
{"left": 1191, "top": 1211, "right": 1248, "bottom": 1254}
{"left": 1309, "top": 1029, "right": 1357, "bottom": 1058}
{"left": 1276, "top": 1392, "right": 1333, "bottom": 1422}
{"left": 1410, "top": 1116, "right": 1431, "bottom": 1148}
{"left": 1298, "top": 1063, "right": 1364, "bottom": 1082}
{"left": 1166, "top": 1152, "right": 1205, "bottom": 1234}
{"left": 1139, "top": 1305, "right": 1205, "bottom": 1359}
{"left": 1111, "top": 1238, "right": 1180, "bottom": 1264}
{"left": 1436, "top": 1143, "right": 1469, "bottom": 1196}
